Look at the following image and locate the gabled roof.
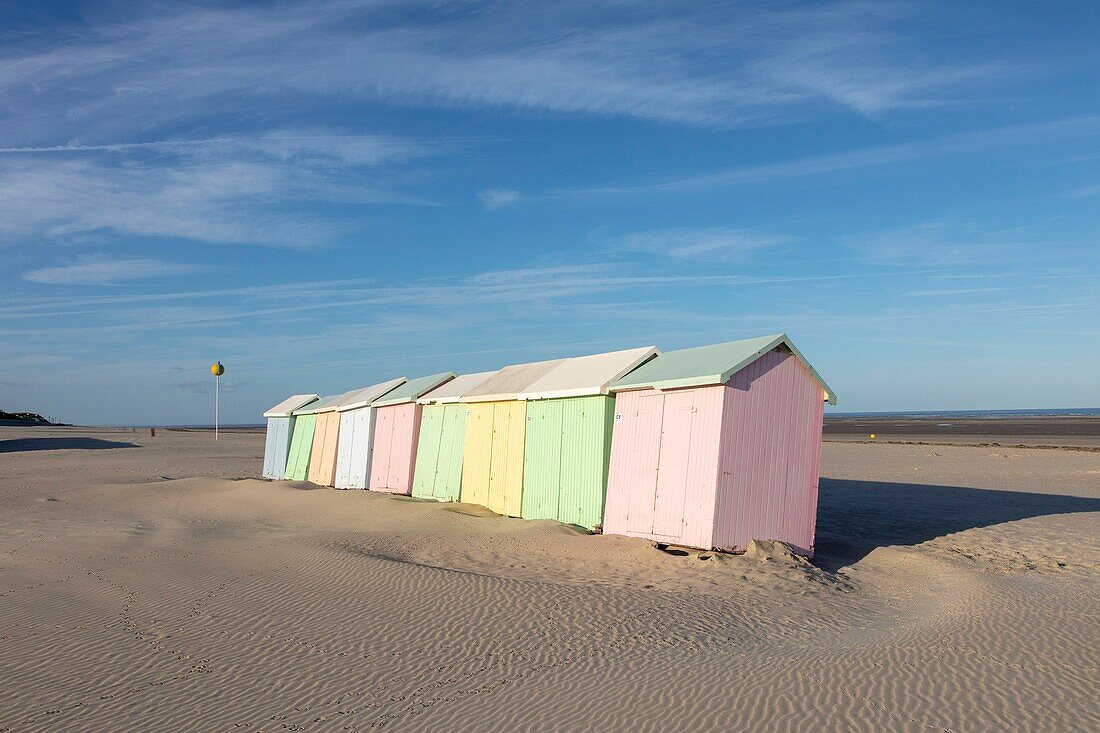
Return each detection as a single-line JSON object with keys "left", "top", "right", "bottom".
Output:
{"left": 293, "top": 390, "right": 355, "bottom": 415}
{"left": 610, "top": 333, "right": 837, "bottom": 404}
{"left": 372, "top": 372, "right": 456, "bottom": 407}
{"left": 462, "top": 357, "right": 568, "bottom": 403}
{"left": 263, "top": 394, "right": 320, "bottom": 418}
{"left": 519, "top": 346, "right": 659, "bottom": 400}
{"left": 417, "top": 371, "right": 498, "bottom": 404}
{"left": 335, "top": 377, "right": 408, "bottom": 412}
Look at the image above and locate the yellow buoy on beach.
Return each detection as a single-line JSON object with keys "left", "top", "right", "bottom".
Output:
{"left": 870, "top": 433, "right": 877, "bottom": 441}
{"left": 211, "top": 361, "right": 225, "bottom": 439}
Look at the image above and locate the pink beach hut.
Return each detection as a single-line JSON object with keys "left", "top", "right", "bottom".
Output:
{"left": 368, "top": 372, "right": 456, "bottom": 495}
{"left": 602, "top": 334, "right": 836, "bottom": 556}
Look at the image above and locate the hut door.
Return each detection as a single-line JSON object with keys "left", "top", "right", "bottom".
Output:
{"left": 263, "top": 419, "right": 280, "bottom": 478}
{"left": 651, "top": 390, "right": 695, "bottom": 539}
{"left": 488, "top": 401, "right": 525, "bottom": 515}
{"left": 390, "top": 405, "right": 414, "bottom": 493}
{"left": 413, "top": 407, "right": 442, "bottom": 497}
{"left": 349, "top": 409, "right": 374, "bottom": 488}
{"left": 461, "top": 404, "right": 493, "bottom": 507}
{"left": 370, "top": 408, "right": 393, "bottom": 488}
{"left": 436, "top": 404, "right": 465, "bottom": 500}
{"left": 625, "top": 394, "right": 665, "bottom": 535}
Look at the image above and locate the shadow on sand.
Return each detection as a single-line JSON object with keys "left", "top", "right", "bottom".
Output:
{"left": 0, "top": 437, "right": 139, "bottom": 453}
{"left": 814, "top": 478, "right": 1100, "bottom": 571}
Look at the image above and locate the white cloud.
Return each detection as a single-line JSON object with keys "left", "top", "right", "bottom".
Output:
{"left": 610, "top": 227, "right": 787, "bottom": 262}
{"left": 478, "top": 188, "right": 522, "bottom": 210}
{"left": 0, "top": 1, "right": 1013, "bottom": 145}
{"left": 23, "top": 256, "right": 211, "bottom": 285}
{"left": 0, "top": 133, "right": 438, "bottom": 248}
{"left": 841, "top": 222, "right": 1095, "bottom": 268}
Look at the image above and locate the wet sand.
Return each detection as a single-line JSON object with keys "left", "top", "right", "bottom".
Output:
{"left": 1, "top": 426, "right": 1097, "bottom": 731}
{"left": 824, "top": 414, "right": 1100, "bottom": 448}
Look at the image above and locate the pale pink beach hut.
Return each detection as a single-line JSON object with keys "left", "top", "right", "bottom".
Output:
{"left": 602, "top": 334, "right": 836, "bottom": 556}
{"left": 368, "top": 372, "right": 456, "bottom": 495}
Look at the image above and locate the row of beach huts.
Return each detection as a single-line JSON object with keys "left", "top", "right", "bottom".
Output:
{"left": 262, "top": 333, "right": 836, "bottom": 556}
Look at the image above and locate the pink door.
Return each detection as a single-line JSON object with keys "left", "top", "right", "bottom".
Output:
{"left": 651, "top": 390, "right": 695, "bottom": 539}
{"left": 625, "top": 393, "right": 665, "bottom": 536}
{"left": 370, "top": 407, "right": 393, "bottom": 489}
{"left": 389, "top": 404, "right": 415, "bottom": 494}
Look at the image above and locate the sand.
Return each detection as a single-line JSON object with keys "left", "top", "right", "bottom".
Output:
{"left": 824, "top": 414, "right": 1100, "bottom": 448}
{"left": 1, "top": 427, "right": 1097, "bottom": 731}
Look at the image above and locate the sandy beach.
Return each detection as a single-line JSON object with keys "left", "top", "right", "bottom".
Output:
{"left": 824, "top": 414, "right": 1100, "bottom": 448}
{"left": 1, "top": 426, "right": 1097, "bottom": 731}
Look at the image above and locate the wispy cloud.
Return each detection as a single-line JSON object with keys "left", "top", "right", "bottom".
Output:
{"left": 0, "top": 133, "right": 438, "bottom": 248}
{"left": 903, "top": 286, "right": 1010, "bottom": 297}
{"left": 541, "top": 116, "right": 1100, "bottom": 199}
{"left": 173, "top": 379, "right": 244, "bottom": 395}
{"left": 607, "top": 227, "right": 788, "bottom": 262}
{"left": 478, "top": 188, "right": 522, "bottom": 210}
{"left": 0, "top": 1, "right": 1014, "bottom": 145}
{"left": 0, "top": 263, "right": 948, "bottom": 337}
{"left": 23, "top": 256, "right": 211, "bottom": 285}
{"left": 1064, "top": 184, "right": 1100, "bottom": 199}
{"left": 841, "top": 222, "right": 1097, "bottom": 268}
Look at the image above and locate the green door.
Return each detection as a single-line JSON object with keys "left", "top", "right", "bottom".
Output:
{"left": 433, "top": 404, "right": 466, "bottom": 501}
{"left": 521, "top": 396, "right": 615, "bottom": 531}
{"left": 411, "top": 403, "right": 467, "bottom": 501}
{"left": 558, "top": 396, "right": 615, "bottom": 530}
{"left": 521, "top": 399, "right": 563, "bottom": 521}
{"left": 412, "top": 405, "right": 444, "bottom": 499}
{"left": 284, "top": 414, "right": 317, "bottom": 481}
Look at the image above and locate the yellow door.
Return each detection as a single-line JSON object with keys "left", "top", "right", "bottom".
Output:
{"left": 460, "top": 403, "right": 493, "bottom": 508}
{"left": 488, "top": 401, "right": 526, "bottom": 517}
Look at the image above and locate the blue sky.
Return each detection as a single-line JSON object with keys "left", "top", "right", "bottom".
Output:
{"left": 2, "top": 0, "right": 1098, "bottom": 425}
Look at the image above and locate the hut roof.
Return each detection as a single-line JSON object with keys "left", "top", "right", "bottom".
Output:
{"left": 519, "top": 346, "right": 659, "bottom": 400}
{"left": 372, "top": 372, "right": 456, "bottom": 407}
{"left": 416, "top": 371, "right": 498, "bottom": 404}
{"left": 335, "top": 377, "right": 408, "bottom": 412}
{"left": 263, "top": 394, "right": 320, "bottom": 418}
{"left": 462, "top": 358, "right": 567, "bottom": 403}
{"left": 610, "top": 333, "right": 837, "bottom": 404}
{"left": 292, "top": 390, "right": 355, "bottom": 415}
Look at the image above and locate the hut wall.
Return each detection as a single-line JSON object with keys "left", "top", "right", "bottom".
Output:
{"left": 334, "top": 407, "right": 377, "bottom": 489}
{"left": 262, "top": 417, "right": 293, "bottom": 480}
{"left": 307, "top": 411, "right": 341, "bottom": 486}
{"left": 411, "top": 403, "right": 467, "bottom": 502}
{"left": 369, "top": 402, "right": 423, "bottom": 495}
{"left": 284, "top": 414, "right": 317, "bottom": 481}
{"left": 603, "top": 386, "right": 724, "bottom": 550}
{"left": 460, "top": 400, "right": 526, "bottom": 516}
{"left": 521, "top": 395, "right": 615, "bottom": 530}
{"left": 711, "top": 350, "right": 825, "bottom": 556}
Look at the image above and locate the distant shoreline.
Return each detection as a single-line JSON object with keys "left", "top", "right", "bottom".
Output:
{"left": 6, "top": 412, "right": 1099, "bottom": 448}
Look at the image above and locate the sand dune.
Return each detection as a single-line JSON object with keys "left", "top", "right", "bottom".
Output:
{"left": 1, "top": 427, "right": 1097, "bottom": 731}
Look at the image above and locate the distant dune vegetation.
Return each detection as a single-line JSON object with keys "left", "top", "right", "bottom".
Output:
{"left": 0, "top": 410, "right": 60, "bottom": 426}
